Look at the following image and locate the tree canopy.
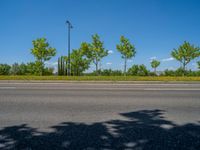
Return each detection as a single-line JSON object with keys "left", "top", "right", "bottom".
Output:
{"left": 171, "top": 41, "right": 200, "bottom": 74}
{"left": 151, "top": 59, "right": 160, "bottom": 74}
{"left": 127, "top": 64, "right": 148, "bottom": 76}
{"left": 0, "top": 64, "right": 11, "bottom": 75}
{"left": 70, "top": 49, "right": 90, "bottom": 76}
{"left": 81, "top": 34, "right": 108, "bottom": 75}
{"left": 31, "top": 38, "right": 56, "bottom": 75}
{"left": 116, "top": 36, "right": 136, "bottom": 75}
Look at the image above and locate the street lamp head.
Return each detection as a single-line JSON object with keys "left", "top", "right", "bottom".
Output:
{"left": 66, "top": 20, "right": 73, "bottom": 29}
{"left": 66, "top": 20, "right": 70, "bottom": 24}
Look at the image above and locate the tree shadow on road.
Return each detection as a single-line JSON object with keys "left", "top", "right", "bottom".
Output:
{"left": 0, "top": 109, "right": 200, "bottom": 150}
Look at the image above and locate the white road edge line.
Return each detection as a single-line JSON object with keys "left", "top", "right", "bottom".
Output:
{"left": 0, "top": 87, "right": 16, "bottom": 89}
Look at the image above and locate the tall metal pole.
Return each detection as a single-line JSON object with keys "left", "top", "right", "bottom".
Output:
{"left": 66, "top": 20, "right": 73, "bottom": 76}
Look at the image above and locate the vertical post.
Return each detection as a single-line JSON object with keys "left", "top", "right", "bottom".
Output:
{"left": 68, "top": 24, "right": 70, "bottom": 76}
{"left": 66, "top": 20, "right": 73, "bottom": 76}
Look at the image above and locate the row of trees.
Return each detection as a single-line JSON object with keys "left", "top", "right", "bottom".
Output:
{"left": 58, "top": 34, "right": 107, "bottom": 76}
{"left": 57, "top": 35, "right": 200, "bottom": 76}
{"left": 86, "top": 65, "right": 200, "bottom": 76}
{"left": 57, "top": 34, "right": 137, "bottom": 76}
{"left": 1, "top": 35, "right": 200, "bottom": 76}
{"left": 0, "top": 63, "right": 54, "bottom": 75}
{"left": 0, "top": 38, "right": 56, "bottom": 75}
{"left": 2, "top": 62, "right": 200, "bottom": 76}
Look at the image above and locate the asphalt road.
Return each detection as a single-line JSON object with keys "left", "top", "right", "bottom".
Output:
{"left": 0, "top": 82, "right": 200, "bottom": 150}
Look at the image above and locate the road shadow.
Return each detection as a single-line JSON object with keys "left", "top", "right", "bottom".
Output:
{"left": 0, "top": 109, "right": 200, "bottom": 150}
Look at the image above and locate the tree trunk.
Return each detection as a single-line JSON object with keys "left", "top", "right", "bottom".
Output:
{"left": 154, "top": 68, "right": 156, "bottom": 75}
{"left": 63, "top": 59, "right": 66, "bottom": 76}
{"left": 77, "top": 65, "right": 79, "bottom": 76}
{"left": 40, "top": 60, "right": 43, "bottom": 76}
{"left": 183, "top": 61, "right": 186, "bottom": 76}
{"left": 99, "top": 61, "right": 101, "bottom": 76}
{"left": 95, "top": 59, "right": 99, "bottom": 76}
{"left": 124, "top": 57, "right": 127, "bottom": 76}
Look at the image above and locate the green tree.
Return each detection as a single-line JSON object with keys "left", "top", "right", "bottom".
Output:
{"left": 70, "top": 49, "right": 90, "bottom": 76}
{"left": 31, "top": 38, "right": 56, "bottom": 76}
{"left": 58, "top": 49, "right": 90, "bottom": 76}
{"left": 138, "top": 65, "right": 149, "bottom": 76}
{"left": 151, "top": 59, "right": 160, "bottom": 74}
{"left": 81, "top": 34, "right": 108, "bottom": 75}
{"left": 26, "top": 62, "right": 40, "bottom": 75}
{"left": 116, "top": 36, "right": 136, "bottom": 75}
{"left": 0, "top": 64, "right": 11, "bottom": 75}
{"left": 171, "top": 41, "right": 200, "bottom": 75}
{"left": 58, "top": 56, "right": 67, "bottom": 76}
{"left": 127, "top": 65, "right": 139, "bottom": 76}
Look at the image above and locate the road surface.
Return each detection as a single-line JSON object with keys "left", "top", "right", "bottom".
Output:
{"left": 0, "top": 82, "right": 200, "bottom": 149}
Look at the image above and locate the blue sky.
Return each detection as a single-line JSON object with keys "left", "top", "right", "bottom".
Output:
{"left": 1, "top": 0, "right": 200, "bottom": 72}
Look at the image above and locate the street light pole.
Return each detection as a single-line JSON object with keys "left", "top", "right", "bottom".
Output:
{"left": 66, "top": 20, "right": 73, "bottom": 76}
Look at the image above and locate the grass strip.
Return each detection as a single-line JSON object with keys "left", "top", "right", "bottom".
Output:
{"left": 0, "top": 76, "right": 200, "bottom": 81}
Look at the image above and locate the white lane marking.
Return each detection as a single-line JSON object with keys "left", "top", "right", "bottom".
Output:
{"left": 0, "top": 87, "right": 16, "bottom": 89}
{"left": 0, "top": 83, "right": 200, "bottom": 90}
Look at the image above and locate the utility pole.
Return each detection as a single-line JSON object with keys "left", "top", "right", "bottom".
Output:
{"left": 66, "top": 20, "right": 73, "bottom": 76}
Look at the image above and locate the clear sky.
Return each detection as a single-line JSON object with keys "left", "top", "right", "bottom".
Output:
{"left": 1, "top": 0, "right": 200, "bottom": 72}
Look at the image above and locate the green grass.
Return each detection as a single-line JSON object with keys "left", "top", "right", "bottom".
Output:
{"left": 0, "top": 75, "right": 200, "bottom": 81}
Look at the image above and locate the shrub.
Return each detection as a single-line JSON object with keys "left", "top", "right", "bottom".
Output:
{"left": 0, "top": 64, "right": 11, "bottom": 75}
{"left": 127, "top": 64, "right": 149, "bottom": 76}
{"left": 87, "top": 69, "right": 123, "bottom": 76}
{"left": 11, "top": 63, "right": 28, "bottom": 75}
